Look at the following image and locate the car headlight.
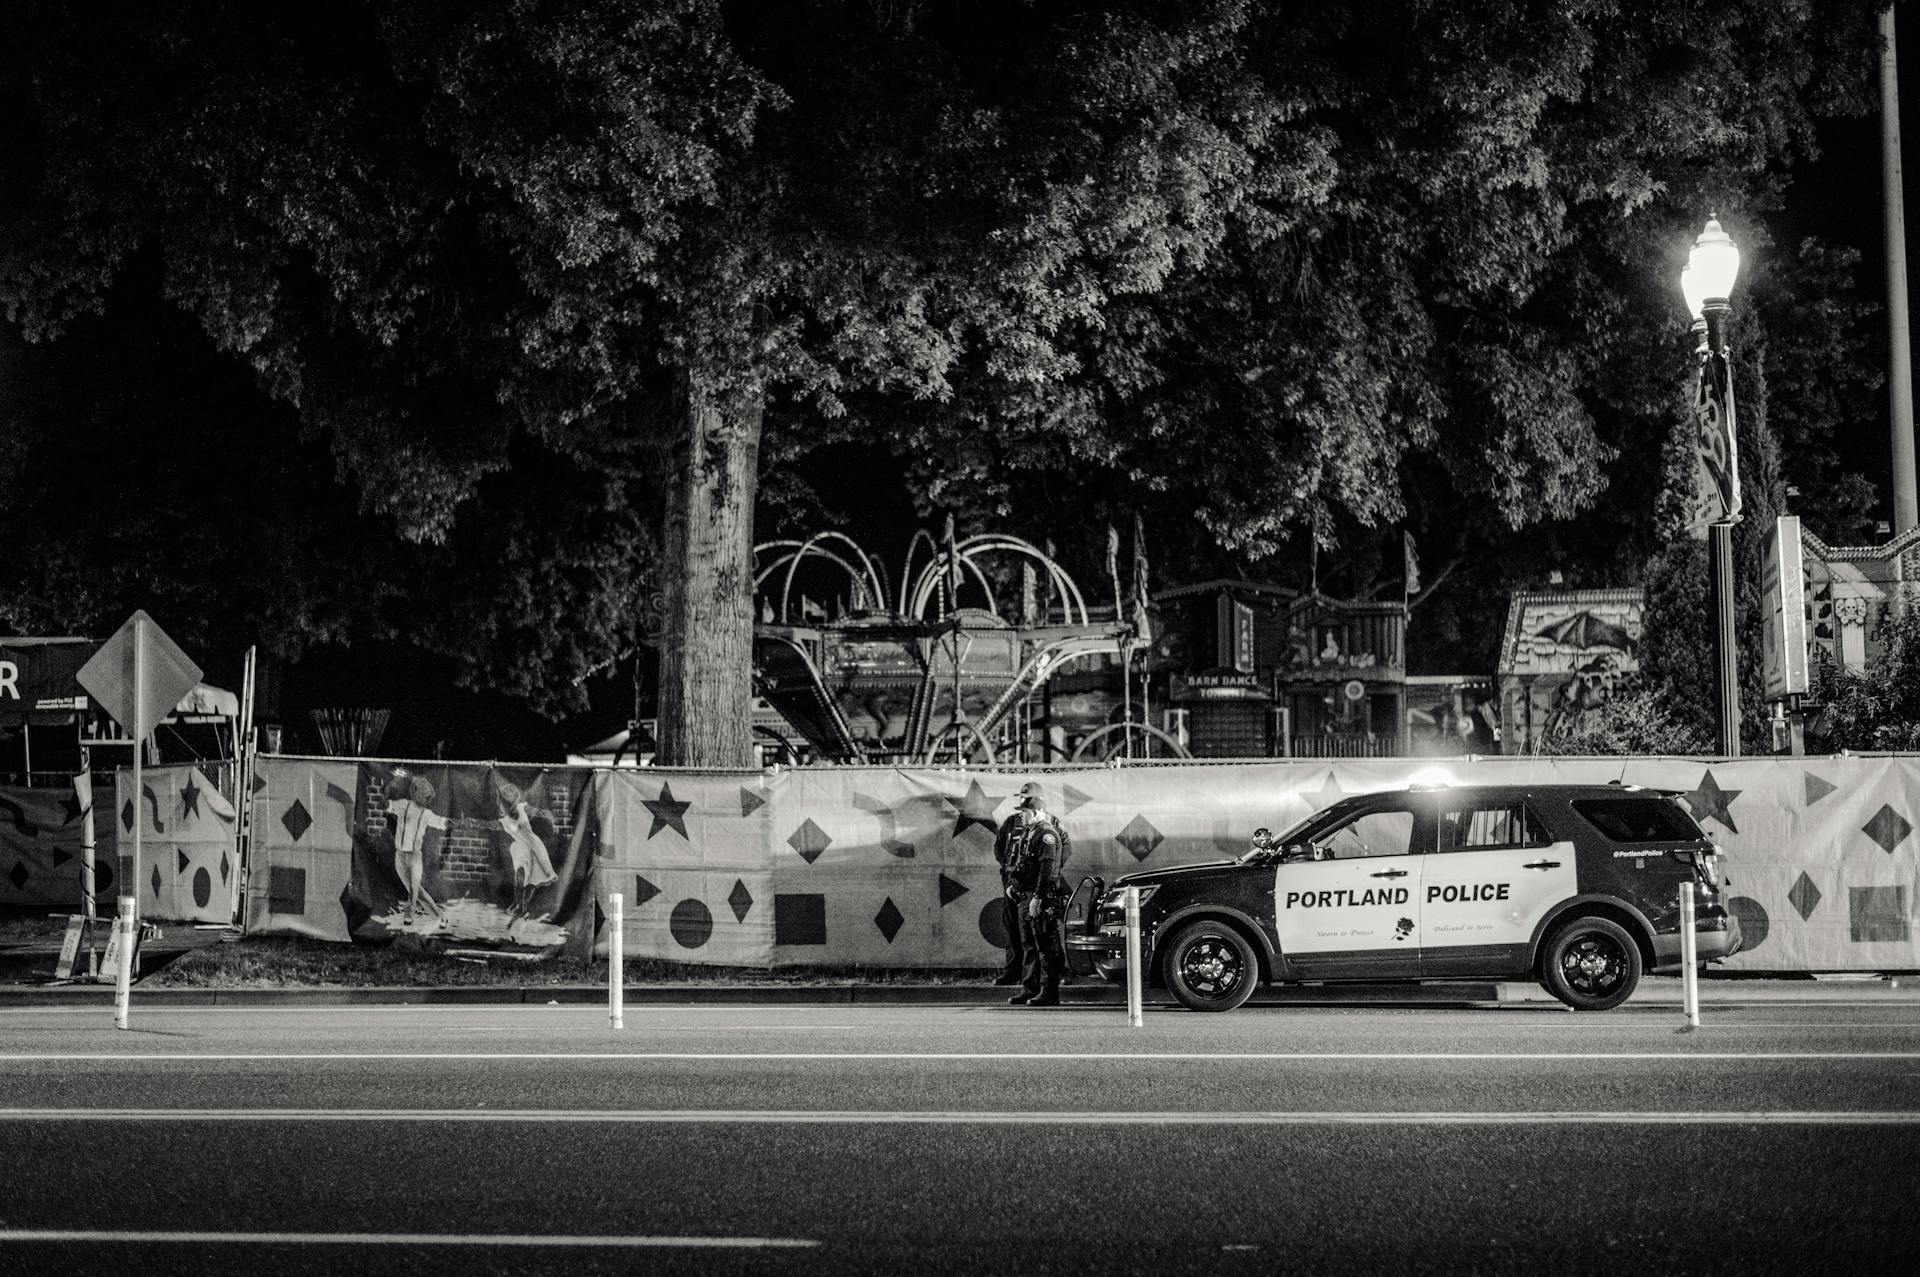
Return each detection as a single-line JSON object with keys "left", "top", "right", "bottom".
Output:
{"left": 1100, "top": 884, "right": 1159, "bottom": 909}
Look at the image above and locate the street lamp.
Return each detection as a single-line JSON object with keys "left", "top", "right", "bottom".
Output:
{"left": 1682, "top": 217, "right": 1743, "bottom": 756}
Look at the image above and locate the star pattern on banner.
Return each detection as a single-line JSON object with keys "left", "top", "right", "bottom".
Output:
{"left": 1686, "top": 770, "right": 1742, "bottom": 834}
{"left": 180, "top": 775, "right": 203, "bottom": 821}
{"left": 643, "top": 782, "right": 692, "bottom": 841}
{"left": 1311, "top": 771, "right": 1344, "bottom": 810}
{"left": 948, "top": 779, "right": 1004, "bottom": 840}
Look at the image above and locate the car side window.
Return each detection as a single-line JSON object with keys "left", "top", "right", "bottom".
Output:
{"left": 1320, "top": 809, "right": 1417, "bottom": 859}
{"left": 1437, "top": 801, "right": 1549, "bottom": 853}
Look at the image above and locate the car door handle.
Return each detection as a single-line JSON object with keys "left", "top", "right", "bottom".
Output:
{"left": 1523, "top": 860, "right": 1561, "bottom": 870}
{"left": 1370, "top": 869, "right": 1408, "bottom": 879}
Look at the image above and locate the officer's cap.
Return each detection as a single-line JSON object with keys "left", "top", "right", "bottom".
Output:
{"left": 1015, "top": 781, "right": 1043, "bottom": 801}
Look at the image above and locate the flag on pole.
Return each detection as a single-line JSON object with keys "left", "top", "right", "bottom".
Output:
{"left": 1130, "top": 514, "right": 1152, "bottom": 641}
{"left": 1403, "top": 531, "right": 1421, "bottom": 595}
{"left": 942, "top": 513, "right": 962, "bottom": 610}
{"left": 1106, "top": 523, "right": 1124, "bottom": 622}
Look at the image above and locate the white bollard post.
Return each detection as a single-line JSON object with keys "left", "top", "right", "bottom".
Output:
{"left": 1124, "top": 886, "right": 1144, "bottom": 1029}
{"left": 609, "top": 891, "right": 625, "bottom": 1031}
{"left": 1680, "top": 881, "right": 1700, "bottom": 1030}
{"left": 112, "top": 895, "right": 135, "bottom": 1031}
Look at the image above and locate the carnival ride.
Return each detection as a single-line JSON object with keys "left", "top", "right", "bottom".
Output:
{"left": 752, "top": 531, "right": 1191, "bottom": 765}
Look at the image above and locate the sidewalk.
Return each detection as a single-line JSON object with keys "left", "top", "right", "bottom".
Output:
{"left": 1, "top": 974, "right": 1909, "bottom": 1009}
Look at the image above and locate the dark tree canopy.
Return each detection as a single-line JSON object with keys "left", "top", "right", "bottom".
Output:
{"left": 0, "top": 1, "right": 1892, "bottom": 755}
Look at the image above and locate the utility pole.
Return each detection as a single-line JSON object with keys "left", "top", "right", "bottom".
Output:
{"left": 1884, "top": 4, "right": 1917, "bottom": 533}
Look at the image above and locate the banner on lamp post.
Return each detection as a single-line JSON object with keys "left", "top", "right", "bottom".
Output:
{"left": 1687, "top": 354, "right": 1742, "bottom": 535}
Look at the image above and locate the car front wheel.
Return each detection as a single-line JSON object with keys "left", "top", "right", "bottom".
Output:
{"left": 1540, "top": 916, "right": 1642, "bottom": 1011}
{"left": 1162, "top": 920, "right": 1259, "bottom": 1012}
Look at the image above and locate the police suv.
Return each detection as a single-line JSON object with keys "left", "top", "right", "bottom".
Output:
{"left": 1063, "top": 782, "right": 1743, "bottom": 1011}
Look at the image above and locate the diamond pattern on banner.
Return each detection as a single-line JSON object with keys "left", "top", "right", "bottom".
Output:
{"left": 1788, "top": 872, "right": 1823, "bottom": 921}
{"left": 1116, "top": 814, "right": 1164, "bottom": 862}
{"left": 1862, "top": 805, "right": 1912, "bottom": 855}
{"left": 281, "top": 800, "right": 312, "bottom": 842}
{"left": 788, "top": 818, "right": 832, "bottom": 864}
{"left": 1804, "top": 773, "right": 1838, "bottom": 807}
{"left": 7, "top": 861, "right": 26, "bottom": 891}
{"left": 874, "top": 897, "right": 904, "bottom": 943}
{"left": 728, "top": 879, "right": 754, "bottom": 923}
{"left": 938, "top": 873, "right": 969, "bottom": 907}
{"left": 631, "top": 875, "right": 661, "bottom": 909}
{"left": 149, "top": 864, "right": 162, "bottom": 899}
{"left": 120, "top": 800, "right": 135, "bottom": 834}
{"left": 220, "top": 853, "right": 230, "bottom": 885}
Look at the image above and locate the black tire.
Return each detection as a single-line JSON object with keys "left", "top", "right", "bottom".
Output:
{"left": 1540, "top": 916, "right": 1642, "bottom": 1011}
{"left": 1161, "top": 920, "right": 1259, "bottom": 1012}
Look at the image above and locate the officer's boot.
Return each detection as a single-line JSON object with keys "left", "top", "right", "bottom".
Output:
{"left": 1008, "top": 989, "right": 1035, "bottom": 1005}
{"left": 1027, "top": 985, "right": 1061, "bottom": 1007}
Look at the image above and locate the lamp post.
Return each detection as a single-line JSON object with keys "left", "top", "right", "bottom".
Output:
{"left": 1682, "top": 217, "right": 1743, "bottom": 757}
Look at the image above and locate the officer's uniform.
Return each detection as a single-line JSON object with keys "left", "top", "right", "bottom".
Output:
{"left": 990, "top": 811, "right": 1029, "bottom": 986}
{"left": 1000, "top": 783, "right": 1070, "bottom": 1006}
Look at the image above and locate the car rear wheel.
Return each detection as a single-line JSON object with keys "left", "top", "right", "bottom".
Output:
{"left": 1540, "top": 916, "right": 1641, "bottom": 1011}
{"left": 1162, "top": 920, "right": 1258, "bottom": 1012}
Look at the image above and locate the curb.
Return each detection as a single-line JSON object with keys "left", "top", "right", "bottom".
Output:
{"left": 0, "top": 981, "right": 1518, "bottom": 1009}
{"left": 1, "top": 977, "right": 1908, "bottom": 1010}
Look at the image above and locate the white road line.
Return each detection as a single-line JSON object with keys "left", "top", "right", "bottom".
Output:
{"left": 0, "top": 1229, "right": 815, "bottom": 1249}
{"left": 2, "top": 1050, "right": 1918, "bottom": 1062}
{"left": 0, "top": 1108, "right": 1915, "bottom": 1126}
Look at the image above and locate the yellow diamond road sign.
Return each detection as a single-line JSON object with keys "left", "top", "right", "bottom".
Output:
{"left": 76, "top": 610, "right": 202, "bottom": 740}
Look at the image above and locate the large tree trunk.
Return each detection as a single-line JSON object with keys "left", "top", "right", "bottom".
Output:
{"left": 657, "top": 370, "right": 762, "bottom": 767}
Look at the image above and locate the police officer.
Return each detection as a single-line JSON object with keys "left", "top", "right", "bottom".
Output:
{"left": 990, "top": 800, "right": 1028, "bottom": 987}
{"left": 998, "top": 781, "right": 1070, "bottom": 1007}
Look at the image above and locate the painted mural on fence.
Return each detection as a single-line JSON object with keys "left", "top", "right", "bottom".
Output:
{"left": 583, "top": 756, "right": 1917, "bottom": 973}
{"left": 113, "top": 764, "right": 235, "bottom": 924}
{"left": 248, "top": 753, "right": 1919, "bottom": 972}
{"left": 248, "top": 758, "right": 593, "bottom": 954}
{"left": 0, "top": 780, "right": 116, "bottom": 908}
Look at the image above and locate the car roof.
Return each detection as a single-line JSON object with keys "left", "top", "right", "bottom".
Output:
{"left": 1343, "top": 783, "right": 1682, "bottom": 803}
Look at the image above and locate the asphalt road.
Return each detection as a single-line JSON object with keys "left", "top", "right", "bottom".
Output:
{"left": 2, "top": 990, "right": 1918, "bottom": 1275}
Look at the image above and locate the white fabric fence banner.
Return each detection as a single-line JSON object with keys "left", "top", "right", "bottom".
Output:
{"left": 587, "top": 755, "right": 1920, "bottom": 973}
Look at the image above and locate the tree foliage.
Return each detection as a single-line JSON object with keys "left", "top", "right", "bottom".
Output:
{"left": 0, "top": 1, "right": 1892, "bottom": 755}
{"left": 1810, "top": 608, "right": 1920, "bottom": 751}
